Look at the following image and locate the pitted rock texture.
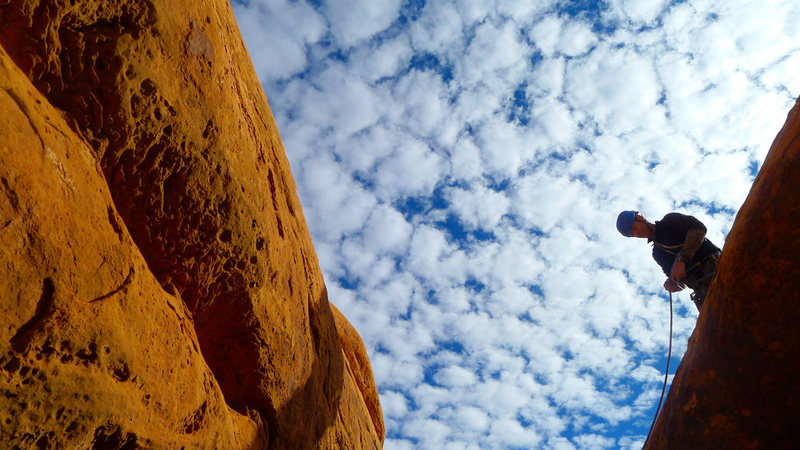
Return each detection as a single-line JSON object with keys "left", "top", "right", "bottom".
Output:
{"left": 0, "top": 43, "right": 265, "bottom": 449}
{"left": 0, "top": 0, "right": 383, "bottom": 448}
{"left": 646, "top": 98, "right": 800, "bottom": 448}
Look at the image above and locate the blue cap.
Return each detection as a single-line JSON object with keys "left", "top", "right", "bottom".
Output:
{"left": 616, "top": 210, "right": 637, "bottom": 237}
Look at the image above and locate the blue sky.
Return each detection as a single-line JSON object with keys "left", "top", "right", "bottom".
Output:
{"left": 231, "top": 0, "right": 800, "bottom": 448}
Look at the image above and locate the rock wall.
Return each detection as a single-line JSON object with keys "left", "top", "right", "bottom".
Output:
{"left": 0, "top": 0, "right": 383, "bottom": 448}
{"left": 646, "top": 98, "right": 800, "bottom": 448}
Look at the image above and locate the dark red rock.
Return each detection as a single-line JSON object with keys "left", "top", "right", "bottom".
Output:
{"left": 646, "top": 98, "right": 800, "bottom": 448}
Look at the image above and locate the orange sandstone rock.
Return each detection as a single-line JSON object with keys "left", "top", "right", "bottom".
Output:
{"left": 0, "top": 0, "right": 383, "bottom": 448}
{"left": 0, "top": 43, "right": 265, "bottom": 449}
{"left": 332, "top": 303, "right": 386, "bottom": 441}
{"left": 646, "top": 98, "right": 800, "bottom": 448}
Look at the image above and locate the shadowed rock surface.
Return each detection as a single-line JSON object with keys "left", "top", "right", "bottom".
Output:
{"left": 0, "top": 0, "right": 383, "bottom": 448}
{"left": 646, "top": 98, "right": 800, "bottom": 448}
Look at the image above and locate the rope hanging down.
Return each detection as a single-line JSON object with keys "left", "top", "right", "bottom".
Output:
{"left": 643, "top": 290, "right": 673, "bottom": 449}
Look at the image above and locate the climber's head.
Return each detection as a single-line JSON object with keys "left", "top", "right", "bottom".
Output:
{"left": 616, "top": 210, "right": 637, "bottom": 237}
{"left": 617, "top": 210, "right": 650, "bottom": 238}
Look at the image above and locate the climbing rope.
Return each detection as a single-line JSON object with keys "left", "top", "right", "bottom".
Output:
{"left": 642, "top": 290, "right": 673, "bottom": 449}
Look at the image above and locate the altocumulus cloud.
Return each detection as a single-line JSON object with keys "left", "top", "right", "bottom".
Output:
{"left": 232, "top": 0, "right": 800, "bottom": 448}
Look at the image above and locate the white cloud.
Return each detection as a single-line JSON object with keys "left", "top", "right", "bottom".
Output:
{"left": 489, "top": 417, "right": 542, "bottom": 448}
{"left": 458, "top": 20, "right": 531, "bottom": 87}
{"left": 487, "top": 285, "right": 536, "bottom": 317}
{"left": 435, "top": 286, "right": 472, "bottom": 314}
{"left": 384, "top": 438, "right": 416, "bottom": 450}
{"left": 454, "top": 0, "right": 492, "bottom": 27}
{"left": 381, "top": 390, "right": 410, "bottom": 419}
{"left": 451, "top": 405, "right": 491, "bottom": 433}
{"left": 232, "top": 0, "right": 325, "bottom": 80}
{"left": 496, "top": 1, "right": 557, "bottom": 24}
{"left": 361, "top": 204, "right": 413, "bottom": 255}
{"left": 759, "top": 50, "right": 800, "bottom": 101}
{"left": 322, "top": 0, "right": 403, "bottom": 48}
{"left": 548, "top": 436, "right": 578, "bottom": 450}
{"left": 296, "top": 155, "right": 377, "bottom": 241}
{"left": 476, "top": 378, "right": 533, "bottom": 415}
{"left": 373, "top": 138, "right": 445, "bottom": 200}
{"left": 531, "top": 16, "right": 562, "bottom": 57}
{"left": 299, "top": 64, "right": 387, "bottom": 136}
{"left": 401, "top": 417, "right": 451, "bottom": 448}
{"left": 529, "top": 56, "right": 565, "bottom": 96}
{"left": 476, "top": 119, "right": 541, "bottom": 177}
{"left": 558, "top": 21, "right": 598, "bottom": 57}
{"left": 573, "top": 433, "right": 617, "bottom": 450}
{"left": 565, "top": 43, "right": 664, "bottom": 135}
{"left": 478, "top": 237, "right": 544, "bottom": 287}
{"left": 337, "top": 125, "right": 397, "bottom": 174}
{"left": 434, "top": 365, "right": 478, "bottom": 388}
{"left": 233, "top": 0, "right": 800, "bottom": 447}
{"left": 410, "top": 1, "right": 465, "bottom": 54}
{"left": 608, "top": 0, "right": 668, "bottom": 26}
{"left": 531, "top": 97, "right": 577, "bottom": 145}
{"left": 511, "top": 172, "right": 593, "bottom": 233}
{"left": 372, "top": 353, "right": 424, "bottom": 389}
{"left": 448, "top": 137, "right": 485, "bottom": 182}
{"left": 445, "top": 183, "right": 510, "bottom": 230}
{"left": 351, "top": 36, "right": 414, "bottom": 82}
{"left": 390, "top": 69, "right": 458, "bottom": 148}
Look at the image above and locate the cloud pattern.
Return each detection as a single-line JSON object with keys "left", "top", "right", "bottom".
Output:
{"left": 232, "top": 0, "right": 800, "bottom": 447}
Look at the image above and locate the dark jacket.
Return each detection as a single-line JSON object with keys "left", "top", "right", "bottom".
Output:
{"left": 650, "top": 213, "right": 720, "bottom": 277}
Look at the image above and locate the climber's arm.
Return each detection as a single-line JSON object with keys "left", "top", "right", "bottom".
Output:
{"left": 670, "top": 218, "right": 707, "bottom": 282}
{"left": 664, "top": 278, "right": 684, "bottom": 293}
{"left": 677, "top": 227, "right": 706, "bottom": 261}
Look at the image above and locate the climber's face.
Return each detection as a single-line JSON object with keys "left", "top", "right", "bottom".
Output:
{"left": 629, "top": 214, "right": 650, "bottom": 239}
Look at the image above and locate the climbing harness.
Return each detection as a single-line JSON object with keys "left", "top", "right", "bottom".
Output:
{"left": 643, "top": 290, "right": 673, "bottom": 449}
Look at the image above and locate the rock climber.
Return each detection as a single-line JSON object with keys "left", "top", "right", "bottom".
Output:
{"left": 616, "top": 211, "right": 721, "bottom": 311}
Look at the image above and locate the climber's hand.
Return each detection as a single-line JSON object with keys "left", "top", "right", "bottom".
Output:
{"left": 670, "top": 259, "right": 686, "bottom": 283}
{"left": 664, "top": 278, "right": 683, "bottom": 293}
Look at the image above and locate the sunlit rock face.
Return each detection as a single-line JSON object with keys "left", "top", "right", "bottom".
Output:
{"left": 0, "top": 1, "right": 383, "bottom": 448}
{"left": 646, "top": 98, "right": 800, "bottom": 448}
